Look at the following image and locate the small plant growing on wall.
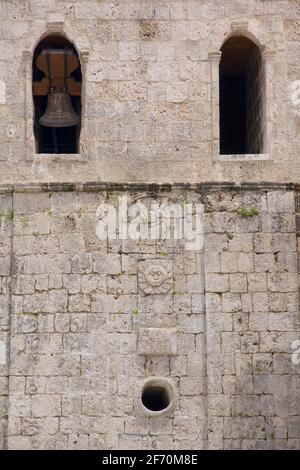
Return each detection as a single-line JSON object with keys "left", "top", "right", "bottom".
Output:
{"left": 237, "top": 206, "right": 259, "bottom": 218}
{"left": 6, "top": 210, "right": 14, "bottom": 221}
{"left": 0, "top": 210, "right": 14, "bottom": 221}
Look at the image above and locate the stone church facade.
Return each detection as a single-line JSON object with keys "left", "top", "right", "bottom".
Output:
{"left": 0, "top": 0, "right": 299, "bottom": 450}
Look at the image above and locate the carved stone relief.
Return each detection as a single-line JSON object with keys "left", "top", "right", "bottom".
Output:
{"left": 138, "top": 259, "right": 173, "bottom": 295}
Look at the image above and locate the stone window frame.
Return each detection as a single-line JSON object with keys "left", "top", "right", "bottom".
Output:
{"left": 23, "top": 17, "right": 90, "bottom": 163}
{"left": 209, "top": 21, "right": 276, "bottom": 162}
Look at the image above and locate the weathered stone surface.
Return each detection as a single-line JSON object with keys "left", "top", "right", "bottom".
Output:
{"left": 138, "top": 259, "right": 173, "bottom": 295}
{"left": 138, "top": 328, "right": 177, "bottom": 356}
{"left": 0, "top": 0, "right": 299, "bottom": 452}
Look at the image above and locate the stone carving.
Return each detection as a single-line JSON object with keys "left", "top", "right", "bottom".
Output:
{"left": 138, "top": 328, "right": 177, "bottom": 356}
{"left": 138, "top": 260, "right": 173, "bottom": 294}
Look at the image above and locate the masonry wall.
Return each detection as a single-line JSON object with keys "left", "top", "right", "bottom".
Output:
{"left": 0, "top": 0, "right": 300, "bottom": 452}
{"left": 0, "top": 191, "right": 12, "bottom": 449}
{"left": 204, "top": 186, "right": 300, "bottom": 449}
{"left": 0, "top": 0, "right": 299, "bottom": 184}
{"left": 0, "top": 184, "right": 299, "bottom": 450}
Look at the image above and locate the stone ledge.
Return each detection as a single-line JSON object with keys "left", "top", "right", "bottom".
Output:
{"left": 218, "top": 153, "right": 270, "bottom": 162}
{"left": 0, "top": 182, "right": 297, "bottom": 194}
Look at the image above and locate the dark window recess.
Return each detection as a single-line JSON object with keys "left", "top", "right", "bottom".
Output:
{"left": 36, "top": 124, "right": 78, "bottom": 154}
{"left": 142, "top": 386, "right": 170, "bottom": 412}
{"left": 219, "top": 36, "right": 264, "bottom": 155}
{"left": 32, "top": 35, "right": 82, "bottom": 154}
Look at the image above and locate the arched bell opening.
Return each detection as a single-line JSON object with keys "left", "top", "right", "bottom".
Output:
{"left": 32, "top": 35, "right": 82, "bottom": 154}
{"left": 219, "top": 36, "right": 265, "bottom": 155}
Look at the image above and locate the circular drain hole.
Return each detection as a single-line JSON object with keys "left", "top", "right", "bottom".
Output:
{"left": 142, "top": 385, "right": 170, "bottom": 412}
{"left": 138, "top": 378, "right": 176, "bottom": 416}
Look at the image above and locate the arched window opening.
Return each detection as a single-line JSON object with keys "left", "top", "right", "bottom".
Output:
{"left": 32, "top": 35, "right": 82, "bottom": 154}
{"left": 219, "top": 36, "right": 264, "bottom": 155}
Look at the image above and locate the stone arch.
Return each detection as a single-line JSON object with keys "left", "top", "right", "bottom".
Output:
{"left": 220, "top": 28, "right": 265, "bottom": 53}
{"left": 32, "top": 33, "right": 82, "bottom": 154}
{"left": 219, "top": 33, "right": 265, "bottom": 154}
{"left": 23, "top": 26, "right": 89, "bottom": 160}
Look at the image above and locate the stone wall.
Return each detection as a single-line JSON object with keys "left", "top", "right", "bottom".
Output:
{"left": 0, "top": 0, "right": 299, "bottom": 452}
{"left": 0, "top": 191, "right": 12, "bottom": 449}
{"left": 0, "top": 0, "right": 299, "bottom": 184}
{"left": 0, "top": 183, "right": 299, "bottom": 450}
{"left": 204, "top": 185, "right": 300, "bottom": 449}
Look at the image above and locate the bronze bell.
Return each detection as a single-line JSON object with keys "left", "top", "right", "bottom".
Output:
{"left": 39, "top": 88, "right": 80, "bottom": 128}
